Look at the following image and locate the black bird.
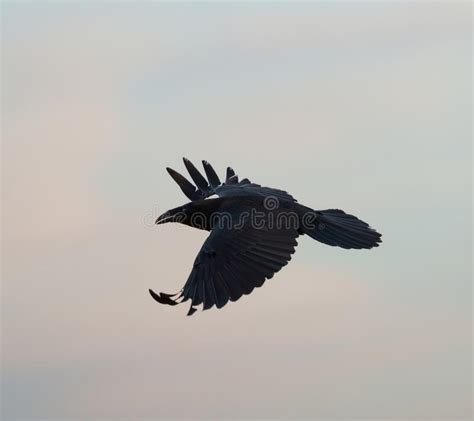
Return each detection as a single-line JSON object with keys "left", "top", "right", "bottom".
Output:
{"left": 150, "top": 158, "right": 382, "bottom": 316}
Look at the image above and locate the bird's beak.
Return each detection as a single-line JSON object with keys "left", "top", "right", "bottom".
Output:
{"left": 155, "top": 212, "right": 174, "bottom": 225}
{"left": 156, "top": 207, "right": 187, "bottom": 225}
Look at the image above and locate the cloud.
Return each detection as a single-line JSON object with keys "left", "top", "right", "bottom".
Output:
{"left": 2, "top": 2, "right": 471, "bottom": 419}
{"left": 3, "top": 101, "right": 121, "bottom": 245}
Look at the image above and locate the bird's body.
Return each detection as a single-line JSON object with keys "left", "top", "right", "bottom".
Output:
{"left": 150, "top": 158, "right": 382, "bottom": 315}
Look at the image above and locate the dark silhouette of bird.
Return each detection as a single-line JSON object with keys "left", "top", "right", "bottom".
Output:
{"left": 150, "top": 158, "right": 382, "bottom": 316}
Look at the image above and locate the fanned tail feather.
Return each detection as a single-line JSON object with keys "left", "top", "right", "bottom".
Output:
{"left": 302, "top": 208, "right": 382, "bottom": 250}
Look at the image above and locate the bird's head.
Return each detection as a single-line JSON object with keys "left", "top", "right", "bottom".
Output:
{"left": 155, "top": 203, "right": 194, "bottom": 225}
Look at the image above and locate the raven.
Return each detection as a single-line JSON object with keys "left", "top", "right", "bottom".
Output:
{"left": 150, "top": 158, "right": 382, "bottom": 316}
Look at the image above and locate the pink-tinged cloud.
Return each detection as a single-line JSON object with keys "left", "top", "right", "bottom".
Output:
{"left": 2, "top": 2, "right": 471, "bottom": 420}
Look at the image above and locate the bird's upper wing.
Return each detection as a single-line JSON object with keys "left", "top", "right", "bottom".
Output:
{"left": 150, "top": 204, "right": 299, "bottom": 315}
{"left": 166, "top": 158, "right": 296, "bottom": 203}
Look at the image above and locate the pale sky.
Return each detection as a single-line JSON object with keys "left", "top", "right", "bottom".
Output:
{"left": 1, "top": 2, "right": 472, "bottom": 420}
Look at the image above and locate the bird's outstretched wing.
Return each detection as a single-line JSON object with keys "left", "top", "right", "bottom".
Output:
{"left": 149, "top": 205, "right": 299, "bottom": 315}
{"left": 166, "top": 158, "right": 296, "bottom": 203}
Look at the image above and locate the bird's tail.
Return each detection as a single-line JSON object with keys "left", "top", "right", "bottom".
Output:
{"left": 299, "top": 208, "right": 382, "bottom": 250}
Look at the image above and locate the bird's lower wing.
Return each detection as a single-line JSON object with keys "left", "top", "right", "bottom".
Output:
{"left": 150, "top": 206, "right": 299, "bottom": 315}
